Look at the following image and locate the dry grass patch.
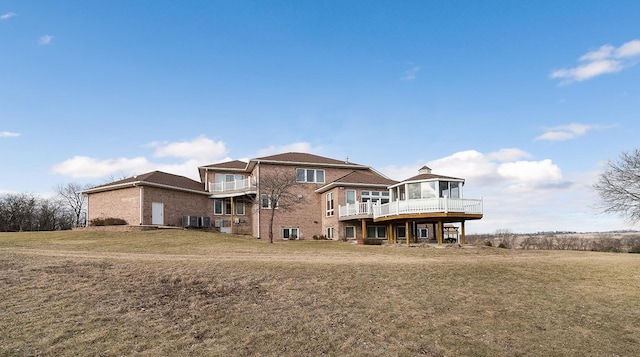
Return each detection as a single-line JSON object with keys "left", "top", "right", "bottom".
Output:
{"left": 1, "top": 230, "right": 639, "bottom": 356}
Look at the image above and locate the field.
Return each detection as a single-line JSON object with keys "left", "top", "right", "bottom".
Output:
{"left": 1, "top": 230, "right": 639, "bottom": 356}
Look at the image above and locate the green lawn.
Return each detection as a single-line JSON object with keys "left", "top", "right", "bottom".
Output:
{"left": 1, "top": 230, "right": 639, "bottom": 356}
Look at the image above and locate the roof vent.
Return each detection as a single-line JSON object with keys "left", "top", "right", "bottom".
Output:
{"left": 345, "top": 155, "right": 349, "bottom": 163}
{"left": 418, "top": 165, "right": 432, "bottom": 174}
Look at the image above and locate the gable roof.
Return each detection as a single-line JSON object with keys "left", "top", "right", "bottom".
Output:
{"left": 82, "top": 171, "right": 208, "bottom": 195}
{"left": 316, "top": 170, "right": 398, "bottom": 193}
{"left": 248, "top": 152, "right": 367, "bottom": 170}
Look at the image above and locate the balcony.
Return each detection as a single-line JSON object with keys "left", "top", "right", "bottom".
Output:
{"left": 209, "top": 177, "right": 257, "bottom": 198}
{"left": 338, "top": 198, "right": 483, "bottom": 220}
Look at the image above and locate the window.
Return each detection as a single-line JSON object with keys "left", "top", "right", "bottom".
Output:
{"left": 214, "top": 199, "right": 223, "bottom": 215}
{"left": 283, "top": 228, "right": 299, "bottom": 240}
{"left": 439, "top": 181, "right": 461, "bottom": 198}
{"left": 407, "top": 182, "right": 437, "bottom": 199}
{"left": 326, "top": 192, "right": 334, "bottom": 216}
{"left": 345, "top": 226, "right": 355, "bottom": 239}
{"left": 235, "top": 199, "right": 245, "bottom": 215}
{"left": 296, "top": 168, "right": 325, "bottom": 183}
{"left": 367, "top": 226, "right": 387, "bottom": 238}
{"left": 327, "top": 227, "right": 334, "bottom": 239}
{"left": 214, "top": 199, "right": 233, "bottom": 215}
{"left": 261, "top": 194, "right": 278, "bottom": 209}
{"left": 346, "top": 190, "right": 356, "bottom": 205}
{"left": 361, "top": 191, "right": 390, "bottom": 204}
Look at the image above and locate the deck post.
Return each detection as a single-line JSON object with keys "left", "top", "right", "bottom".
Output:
{"left": 231, "top": 197, "right": 235, "bottom": 234}
{"left": 405, "top": 221, "right": 410, "bottom": 247}
{"left": 361, "top": 219, "right": 366, "bottom": 239}
{"left": 461, "top": 221, "right": 466, "bottom": 245}
{"left": 437, "top": 220, "right": 443, "bottom": 245}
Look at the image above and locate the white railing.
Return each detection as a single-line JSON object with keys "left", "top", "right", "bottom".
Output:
{"left": 339, "top": 198, "right": 483, "bottom": 219}
{"left": 210, "top": 177, "right": 256, "bottom": 193}
{"left": 338, "top": 201, "right": 374, "bottom": 217}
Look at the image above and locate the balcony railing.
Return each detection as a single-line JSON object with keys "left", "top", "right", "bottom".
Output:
{"left": 338, "top": 198, "right": 483, "bottom": 219}
{"left": 210, "top": 177, "right": 256, "bottom": 193}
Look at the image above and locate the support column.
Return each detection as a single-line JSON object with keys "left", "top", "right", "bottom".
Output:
{"left": 437, "top": 220, "right": 443, "bottom": 245}
{"left": 461, "top": 221, "right": 466, "bottom": 245}
{"left": 405, "top": 221, "right": 410, "bottom": 247}
{"left": 230, "top": 197, "right": 235, "bottom": 234}
{"left": 361, "top": 219, "right": 367, "bottom": 239}
{"left": 387, "top": 223, "right": 392, "bottom": 244}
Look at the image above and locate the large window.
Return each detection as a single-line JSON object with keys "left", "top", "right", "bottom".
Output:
{"left": 296, "top": 168, "right": 325, "bottom": 183}
{"left": 439, "top": 181, "right": 461, "bottom": 198}
{"left": 235, "top": 199, "right": 245, "bottom": 215}
{"left": 283, "top": 228, "right": 299, "bottom": 240}
{"left": 367, "top": 226, "right": 387, "bottom": 238}
{"left": 361, "top": 191, "right": 390, "bottom": 204}
{"left": 326, "top": 192, "right": 334, "bottom": 216}
{"left": 346, "top": 190, "right": 356, "bottom": 205}
{"left": 408, "top": 182, "right": 437, "bottom": 199}
{"left": 345, "top": 226, "right": 356, "bottom": 239}
{"left": 214, "top": 199, "right": 233, "bottom": 215}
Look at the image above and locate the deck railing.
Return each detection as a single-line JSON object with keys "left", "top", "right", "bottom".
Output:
{"left": 210, "top": 177, "right": 256, "bottom": 193}
{"left": 339, "top": 198, "right": 483, "bottom": 219}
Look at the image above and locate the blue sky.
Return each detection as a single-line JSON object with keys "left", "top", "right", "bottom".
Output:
{"left": 1, "top": 1, "right": 639, "bottom": 233}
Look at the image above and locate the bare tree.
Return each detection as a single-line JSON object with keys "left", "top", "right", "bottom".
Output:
{"left": 258, "top": 167, "right": 303, "bottom": 243}
{"left": 56, "top": 182, "right": 91, "bottom": 227}
{"left": 594, "top": 149, "right": 640, "bottom": 222}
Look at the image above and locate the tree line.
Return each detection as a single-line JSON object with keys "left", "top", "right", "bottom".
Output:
{"left": 0, "top": 183, "right": 89, "bottom": 232}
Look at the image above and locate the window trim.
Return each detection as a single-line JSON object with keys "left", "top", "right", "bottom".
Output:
{"left": 296, "top": 168, "right": 325, "bottom": 183}
{"left": 345, "top": 226, "right": 356, "bottom": 239}
{"left": 326, "top": 192, "right": 334, "bottom": 217}
{"left": 282, "top": 227, "right": 299, "bottom": 240}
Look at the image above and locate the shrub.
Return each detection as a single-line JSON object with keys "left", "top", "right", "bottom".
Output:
{"left": 90, "top": 217, "right": 128, "bottom": 226}
{"left": 363, "top": 238, "right": 384, "bottom": 245}
{"left": 484, "top": 240, "right": 493, "bottom": 247}
{"left": 628, "top": 245, "right": 640, "bottom": 254}
{"left": 312, "top": 234, "right": 328, "bottom": 240}
{"left": 497, "top": 242, "right": 507, "bottom": 249}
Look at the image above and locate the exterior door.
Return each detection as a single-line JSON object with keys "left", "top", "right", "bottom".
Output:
{"left": 152, "top": 202, "right": 164, "bottom": 225}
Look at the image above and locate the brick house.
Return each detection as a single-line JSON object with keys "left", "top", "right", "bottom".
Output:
{"left": 83, "top": 152, "right": 483, "bottom": 244}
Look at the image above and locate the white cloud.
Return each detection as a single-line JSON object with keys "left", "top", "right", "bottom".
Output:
{"left": 51, "top": 136, "right": 230, "bottom": 181}
{"left": 496, "top": 159, "right": 563, "bottom": 184}
{"left": 1, "top": 12, "right": 16, "bottom": 20}
{"left": 615, "top": 39, "right": 640, "bottom": 58}
{"left": 550, "top": 39, "right": 640, "bottom": 84}
{"left": 150, "top": 136, "right": 228, "bottom": 163}
{"left": 1, "top": 131, "right": 20, "bottom": 138}
{"left": 534, "top": 123, "right": 595, "bottom": 141}
{"left": 38, "top": 35, "right": 53, "bottom": 45}
{"left": 256, "top": 142, "right": 320, "bottom": 157}
{"left": 486, "top": 148, "right": 532, "bottom": 162}
{"left": 401, "top": 66, "right": 421, "bottom": 81}
{"left": 51, "top": 156, "right": 151, "bottom": 178}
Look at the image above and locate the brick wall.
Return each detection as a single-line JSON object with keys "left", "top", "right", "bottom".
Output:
{"left": 87, "top": 186, "right": 141, "bottom": 225}
{"left": 141, "top": 186, "right": 211, "bottom": 226}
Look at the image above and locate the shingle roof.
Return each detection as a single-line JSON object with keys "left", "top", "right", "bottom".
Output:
{"left": 334, "top": 170, "right": 398, "bottom": 186}
{"left": 86, "top": 171, "right": 206, "bottom": 193}
{"left": 253, "top": 152, "right": 361, "bottom": 166}
{"left": 200, "top": 160, "right": 248, "bottom": 170}
{"left": 402, "top": 173, "right": 463, "bottom": 182}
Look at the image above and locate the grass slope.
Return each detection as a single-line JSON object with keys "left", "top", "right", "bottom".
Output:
{"left": 1, "top": 230, "right": 639, "bottom": 356}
